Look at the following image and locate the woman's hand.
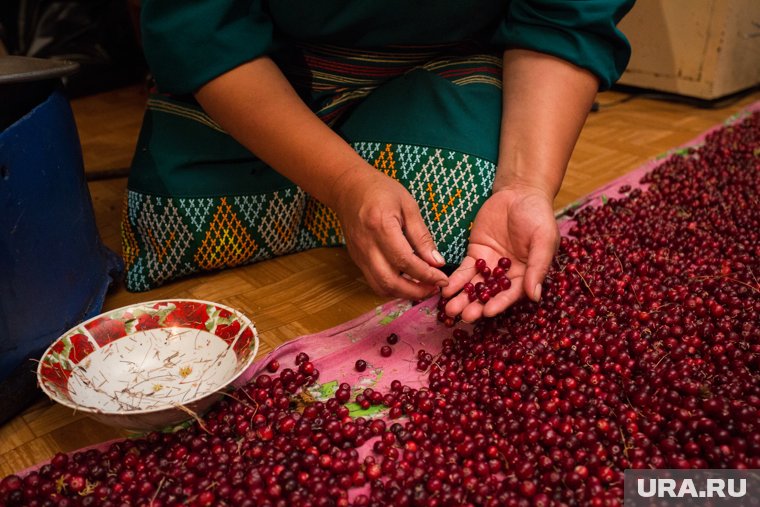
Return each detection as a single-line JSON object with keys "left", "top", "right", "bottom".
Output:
{"left": 438, "top": 49, "right": 598, "bottom": 322}
{"left": 441, "top": 185, "right": 558, "bottom": 322}
{"left": 332, "top": 165, "right": 449, "bottom": 300}
{"left": 194, "top": 58, "right": 447, "bottom": 300}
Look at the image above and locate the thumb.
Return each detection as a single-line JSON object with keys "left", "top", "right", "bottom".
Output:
{"left": 523, "top": 226, "right": 559, "bottom": 302}
{"left": 402, "top": 204, "right": 447, "bottom": 269}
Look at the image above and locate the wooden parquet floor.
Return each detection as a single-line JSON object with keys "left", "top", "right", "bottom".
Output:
{"left": 2, "top": 83, "right": 759, "bottom": 477}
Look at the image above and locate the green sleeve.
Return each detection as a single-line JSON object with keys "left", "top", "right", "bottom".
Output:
{"left": 493, "top": 0, "right": 635, "bottom": 90}
{"left": 141, "top": 0, "right": 274, "bottom": 95}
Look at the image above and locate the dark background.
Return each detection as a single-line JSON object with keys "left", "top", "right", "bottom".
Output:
{"left": 0, "top": 0, "right": 146, "bottom": 97}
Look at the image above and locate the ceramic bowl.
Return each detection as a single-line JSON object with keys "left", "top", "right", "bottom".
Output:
{"left": 37, "top": 299, "right": 258, "bottom": 432}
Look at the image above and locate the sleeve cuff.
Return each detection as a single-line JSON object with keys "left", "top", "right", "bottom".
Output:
{"left": 493, "top": 1, "right": 633, "bottom": 90}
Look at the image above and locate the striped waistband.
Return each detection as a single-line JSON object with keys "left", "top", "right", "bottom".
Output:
{"left": 279, "top": 41, "right": 502, "bottom": 92}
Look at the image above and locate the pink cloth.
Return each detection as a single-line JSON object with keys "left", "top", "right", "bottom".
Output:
{"left": 236, "top": 299, "right": 448, "bottom": 395}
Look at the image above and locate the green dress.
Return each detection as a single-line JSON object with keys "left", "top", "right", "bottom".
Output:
{"left": 123, "top": 0, "right": 633, "bottom": 291}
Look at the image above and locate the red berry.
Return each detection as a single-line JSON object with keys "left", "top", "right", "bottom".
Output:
{"left": 497, "top": 276, "right": 511, "bottom": 291}
{"left": 266, "top": 359, "right": 280, "bottom": 373}
{"left": 299, "top": 361, "right": 315, "bottom": 376}
{"left": 497, "top": 257, "right": 511, "bottom": 270}
{"left": 335, "top": 388, "right": 351, "bottom": 404}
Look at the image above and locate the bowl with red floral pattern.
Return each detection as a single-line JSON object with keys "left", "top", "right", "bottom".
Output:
{"left": 37, "top": 299, "right": 259, "bottom": 431}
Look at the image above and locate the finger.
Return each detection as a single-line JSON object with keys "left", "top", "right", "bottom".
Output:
{"left": 363, "top": 248, "right": 440, "bottom": 301}
{"left": 443, "top": 289, "right": 472, "bottom": 318}
{"left": 378, "top": 220, "right": 448, "bottom": 288}
{"left": 459, "top": 300, "right": 486, "bottom": 324}
{"left": 346, "top": 237, "right": 436, "bottom": 300}
{"left": 523, "top": 227, "right": 559, "bottom": 302}
{"left": 441, "top": 257, "right": 477, "bottom": 298}
{"left": 402, "top": 204, "right": 446, "bottom": 268}
{"left": 482, "top": 279, "right": 524, "bottom": 317}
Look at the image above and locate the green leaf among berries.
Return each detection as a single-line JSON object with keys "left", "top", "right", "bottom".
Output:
{"left": 345, "top": 402, "right": 387, "bottom": 418}
{"left": 316, "top": 380, "right": 339, "bottom": 399}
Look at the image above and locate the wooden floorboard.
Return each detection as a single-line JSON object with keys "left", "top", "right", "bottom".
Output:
{"left": 2, "top": 83, "right": 758, "bottom": 477}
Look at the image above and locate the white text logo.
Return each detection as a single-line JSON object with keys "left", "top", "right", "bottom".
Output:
{"left": 637, "top": 478, "right": 747, "bottom": 499}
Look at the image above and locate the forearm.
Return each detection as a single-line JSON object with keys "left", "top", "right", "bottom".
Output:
{"left": 194, "top": 57, "right": 370, "bottom": 208}
{"left": 495, "top": 49, "right": 599, "bottom": 199}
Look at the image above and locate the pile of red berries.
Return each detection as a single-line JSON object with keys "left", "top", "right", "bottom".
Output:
{"left": 436, "top": 257, "right": 512, "bottom": 326}
{"left": 466, "top": 257, "right": 512, "bottom": 304}
{"left": 1, "top": 112, "right": 758, "bottom": 506}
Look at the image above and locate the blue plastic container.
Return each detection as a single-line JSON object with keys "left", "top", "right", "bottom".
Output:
{"left": 0, "top": 63, "right": 122, "bottom": 390}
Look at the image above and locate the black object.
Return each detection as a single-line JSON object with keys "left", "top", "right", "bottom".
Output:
{"left": 1, "top": 0, "right": 145, "bottom": 97}
{"left": 0, "top": 55, "right": 79, "bottom": 129}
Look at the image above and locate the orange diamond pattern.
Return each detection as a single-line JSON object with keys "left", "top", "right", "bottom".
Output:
{"left": 304, "top": 198, "right": 344, "bottom": 246}
{"left": 120, "top": 195, "right": 139, "bottom": 270}
{"left": 426, "top": 182, "right": 463, "bottom": 222}
{"left": 194, "top": 198, "right": 258, "bottom": 270}
{"left": 259, "top": 191, "right": 303, "bottom": 255}
{"left": 373, "top": 143, "right": 397, "bottom": 179}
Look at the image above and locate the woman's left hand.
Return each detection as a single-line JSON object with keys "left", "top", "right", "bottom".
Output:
{"left": 441, "top": 185, "right": 559, "bottom": 322}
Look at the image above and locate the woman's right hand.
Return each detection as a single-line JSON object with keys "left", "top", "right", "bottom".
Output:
{"left": 330, "top": 165, "right": 449, "bottom": 300}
